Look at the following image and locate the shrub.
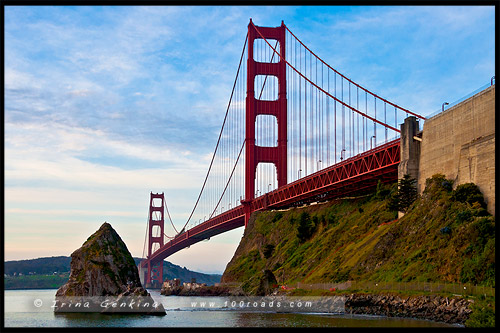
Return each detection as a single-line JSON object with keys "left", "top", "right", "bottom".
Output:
{"left": 451, "top": 183, "right": 487, "bottom": 208}
{"left": 472, "top": 217, "right": 495, "bottom": 247}
{"left": 455, "top": 209, "right": 472, "bottom": 224}
{"left": 375, "top": 180, "right": 391, "bottom": 199}
{"left": 424, "top": 174, "right": 453, "bottom": 194}
{"left": 324, "top": 210, "right": 337, "bottom": 226}
{"left": 262, "top": 244, "right": 275, "bottom": 259}
{"left": 272, "top": 212, "right": 283, "bottom": 223}
{"left": 465, "top": 302, "right": 495, "bottom": 327}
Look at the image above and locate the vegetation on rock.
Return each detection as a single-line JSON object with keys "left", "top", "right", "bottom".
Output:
{"left": 221, "top": 174, "right": 495, "bottom": 325}
{"left": 56, "top": 222, "right": 147, "bottom": 297}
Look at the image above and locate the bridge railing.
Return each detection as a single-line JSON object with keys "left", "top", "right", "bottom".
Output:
{"left": 426, "top": 81, "right": 494, "bottom": 120}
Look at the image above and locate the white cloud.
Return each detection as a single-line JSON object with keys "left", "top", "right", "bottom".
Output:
{"left": 4, "top": 5, "right": 494, "bottom": 271}
{"left": 4, "top": 120, "right": 205, "bottom": 188}
{"left": 4, "top": 68, "right": 42, "bottom": 91}
{"left": 5, "top": 208, "right": 141, "bottom": 218}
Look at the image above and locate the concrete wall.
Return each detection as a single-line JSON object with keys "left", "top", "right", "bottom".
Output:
{"left": 398, "top": 116, "right": 421, "bottom": 182}
{"left": 418, "top": 85, "right": 495, "bottom": 215}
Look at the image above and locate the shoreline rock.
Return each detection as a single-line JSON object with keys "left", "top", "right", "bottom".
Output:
{"left": 160, "top": 283, "right": 245, "bottom": 296}
{"left": 159, "top": 281, "right": 473, "bottom": 325}
{"left": 344, "top": 293, "right": 473, "bottom": 325}
{"left": 55, "top": 222, "right": 165, "bottom": 315}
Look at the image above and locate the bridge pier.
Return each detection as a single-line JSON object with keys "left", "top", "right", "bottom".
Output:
{"left": 398, "top": 116, "right": 421, "bottom": 217}
{"left": 398, "top": 116, "right": 421, "bottom": 181}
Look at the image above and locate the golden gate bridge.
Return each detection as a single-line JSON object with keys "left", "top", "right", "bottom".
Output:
{"left": 139, "top": 20, "right": 426, "bottom": 287}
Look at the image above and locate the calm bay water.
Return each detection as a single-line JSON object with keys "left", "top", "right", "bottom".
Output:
{"left": 4, "top": 289, "right": 456, "bottom": 328}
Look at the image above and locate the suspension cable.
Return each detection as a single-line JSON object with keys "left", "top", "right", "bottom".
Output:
{"left": 142, "top": 210, "right": 149, "bottom": 259}
{"left": 163, "top": 199, "right": 178, "bottom": 234}
{"left": 208, "top": 140, "right": 245, "bottom": 219}
{"left": 250, "top": 21, "right": 401, "bottom": 133}
{"left": 195, "top": 38, "right": 281, "bottom": 223}
{"left": 180, "top": 33, "right": 248, "bottom": 233}
{"left": 283, "top": 24, "right": 426, "bottom": 120}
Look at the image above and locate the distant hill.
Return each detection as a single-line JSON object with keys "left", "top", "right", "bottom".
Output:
{"left": 131, "top": 258, "right": 222, "bottom": 285}
{"left": 4, "top": 256, "right": 71, "bottom": 276}
{"left": 5, "top": 256, "right": 221, "bottom": 289}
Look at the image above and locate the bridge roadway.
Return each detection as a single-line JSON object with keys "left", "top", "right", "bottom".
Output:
{"left": 141, "top": 138, "right": 400, "bottom": 268}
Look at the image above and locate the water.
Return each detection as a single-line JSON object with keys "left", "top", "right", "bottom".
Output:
{"left": 4, "top": 289, "right": 456, "bottom": 327}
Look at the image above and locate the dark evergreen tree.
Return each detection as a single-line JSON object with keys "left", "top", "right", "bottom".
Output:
{"left": 297, "top": 212, "right": 314, "bottom": 242}
{"left": 398, "top": 174, "right": 418, "bottom": 212}
{"left": 388, "top": 174, "right": 418, "bottom": 213}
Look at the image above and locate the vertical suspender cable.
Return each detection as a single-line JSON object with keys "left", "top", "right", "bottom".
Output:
{"left": 181, "top": 34, "right": 247, "bottom": 232}
{"left": 304, "top": 49, "right": 307, "bottom": 176}
{"left": 327, "top": 69, "right": 330, "bottom": 165}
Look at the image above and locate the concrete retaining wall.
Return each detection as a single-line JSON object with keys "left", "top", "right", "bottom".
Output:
{"left": 418, "top": 85, "right": 495, "bottom": 215}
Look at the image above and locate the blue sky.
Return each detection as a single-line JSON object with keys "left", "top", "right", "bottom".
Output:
{"left": 4, "top": 5, "right": 495, "bottom": 274}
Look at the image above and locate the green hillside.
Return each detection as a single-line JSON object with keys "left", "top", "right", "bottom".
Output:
{"left": 221, "top": 174, "right": 495, "bottom": 294}
{"left": 4, "top": 256, "right": 71, "bottom": 276}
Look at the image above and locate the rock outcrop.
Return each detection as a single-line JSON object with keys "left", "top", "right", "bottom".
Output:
{"left": 160, "top": 278, "right": 245, "bottom": 296}
{"left": 255, "top": 269, "right": 278, "bottom": 296}
{"left": 55, "top": 222, "right": 165, "bottom": 315}
{"left": 345, "top": 293, "right": 473, "bottom": 325}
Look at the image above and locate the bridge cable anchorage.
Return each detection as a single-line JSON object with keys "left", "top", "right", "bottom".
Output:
{"left": 282, "top": 23, "right": 426, "bottom": 121}
{"left": 250, "top": 21, "right": 402, "bottom": 133}
{"left": 181, "top": 33, "right": 249, "bottom": 232}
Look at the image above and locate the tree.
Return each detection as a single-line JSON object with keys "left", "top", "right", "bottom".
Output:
{"left": 297, "top": 212, "right": 315, "bottom": 242}
{"left": 389, "top": 174, "right": 418, "bottom": 213}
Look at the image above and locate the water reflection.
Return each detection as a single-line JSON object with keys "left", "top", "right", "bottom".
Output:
{"left": 4, "top": 290, "right": 456, "bottom": 328}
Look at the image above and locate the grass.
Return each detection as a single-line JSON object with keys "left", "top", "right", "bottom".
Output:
{"left": 223, "top": 174, "right": 495, "bottom": 298}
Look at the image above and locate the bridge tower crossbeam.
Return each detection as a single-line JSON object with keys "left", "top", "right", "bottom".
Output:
{"left": 243, "top": 20, "right": 287, "bottom": 227}
{"left": 146, "top": 192, "right": 164, "bottom": 288}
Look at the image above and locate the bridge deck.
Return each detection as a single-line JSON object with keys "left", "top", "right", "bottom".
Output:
{"left": 142, "top": 139, "right": 400, "bottom": 267}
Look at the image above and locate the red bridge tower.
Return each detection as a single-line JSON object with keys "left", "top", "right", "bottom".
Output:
{"left": 243, "top": 20, "right": 287, "bottom": 227}
{"left": 146, "top": 192, "right": 164, "bottom": 287}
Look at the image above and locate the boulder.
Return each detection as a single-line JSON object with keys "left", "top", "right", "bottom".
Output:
{"left": 255, "top": 269, "right": 278, "bottom": 296}
{"left": 55, "top": 222, "right": 165, "bottom": 315}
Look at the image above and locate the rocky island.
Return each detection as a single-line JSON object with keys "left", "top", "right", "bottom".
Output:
{"left": 55, "top": 222, "right": 166, "bottom": 315}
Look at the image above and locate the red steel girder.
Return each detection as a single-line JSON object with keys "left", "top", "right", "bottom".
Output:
{"left": 141, "top": 140, "right": 400, "bottom": 268}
